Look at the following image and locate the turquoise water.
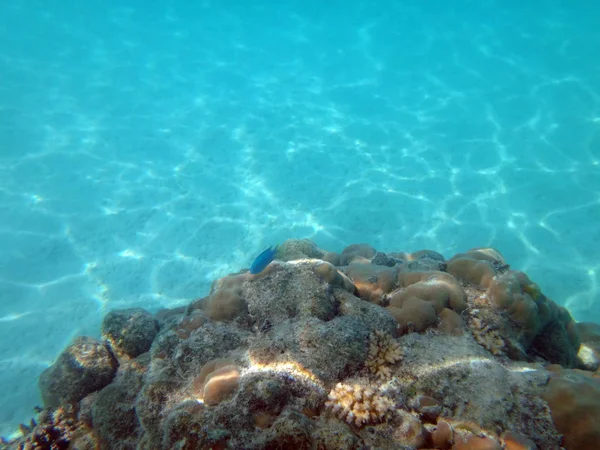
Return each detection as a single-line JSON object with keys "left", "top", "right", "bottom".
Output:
{"left": 1, "top": 0, "right": 599, "bottom": 437}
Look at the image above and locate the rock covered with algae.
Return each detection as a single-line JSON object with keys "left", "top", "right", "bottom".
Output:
{"left": 5, "top": 239, "right": 599, "bottom": 450}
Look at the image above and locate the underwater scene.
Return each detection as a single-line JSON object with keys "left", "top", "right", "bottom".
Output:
{"left": 1, "top": 0, "right": 599, "bottom": 448}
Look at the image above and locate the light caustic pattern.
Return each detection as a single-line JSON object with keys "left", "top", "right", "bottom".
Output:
{"left": 0, "top": 0, "right": 599, "bottom": 437}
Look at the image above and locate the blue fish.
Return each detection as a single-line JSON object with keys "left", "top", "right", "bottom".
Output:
{"left": 250, "top": 245, "right": 278, "bottom": 274}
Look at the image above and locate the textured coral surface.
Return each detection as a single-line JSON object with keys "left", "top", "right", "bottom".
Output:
{"left": 4, "top": 240, "right": 598, "bottom": 450}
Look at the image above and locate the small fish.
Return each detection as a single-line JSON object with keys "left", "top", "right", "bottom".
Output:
{"left": 250, "top": 245, "right": 278, "bottom": 274}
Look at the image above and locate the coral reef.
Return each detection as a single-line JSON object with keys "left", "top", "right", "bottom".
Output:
{"left": 102, "top": 308, "right": 159, "bottom": 358}
{"left": 447, "top": 248, "right": 580, "bottom": 365}
{"left": 38, "top": 336, "right": 118, "bottom": 408}
{"left": 277, "top": 238, "right": 326, "bottom": 262}
{"left": 5, "top": 241, "right": 599, "bottom": 450}
{"left": 4, "top": 406, "right": 96, "bottom": 450}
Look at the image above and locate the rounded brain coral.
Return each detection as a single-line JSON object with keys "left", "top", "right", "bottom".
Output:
{"left": 394, "top": 271, "right": 467, "bottom": 313}
{"left": 446, "top": 247, "right": 504, "bottom": 287}
{"left": 387, "top": 297, "right": 438, "bottom": 333}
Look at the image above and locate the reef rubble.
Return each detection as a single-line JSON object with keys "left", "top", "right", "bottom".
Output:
{"left": 3, "top": 239, "right": 600, "bottom": 450}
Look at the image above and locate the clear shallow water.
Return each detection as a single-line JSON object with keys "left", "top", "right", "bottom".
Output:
{"left": 1, "top": 0, "right": 599, "bottom": 437}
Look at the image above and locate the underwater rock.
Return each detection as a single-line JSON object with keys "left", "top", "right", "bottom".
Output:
{"left": 91, "top": 384, "right": 140, "bottom": 449}
{"left": 371, "top": 251, "right": 398, "bottom": 267}
{"left": 38, "top": 336, "right": 118, "bottom": 408}
{"left": 395, "top": 249, "right": 447, "bottom": 272}
{"left": 10, "top": 242, "right": 598, "bottom": 450}
{"left": 277, "top": 238, "right": 326, "bottom": 261}
{"left": 398, "top": 333, "right": 561, "bottom": 447}
{"left": 252, "top": 408, "right": 315, "bottom": 449}
{"left": 245, "top": 261, "right": 339, "bottom": 324}
{"left": 89, "top": 356, "right": 148, "bottom": 449}
{"left": 249, "top": 315, "right": 370, "bottom": 383}
{"left": 102, "top": 307, "right": 159, "bottom": 358}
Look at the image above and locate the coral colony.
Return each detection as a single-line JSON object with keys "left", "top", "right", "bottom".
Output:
{"left": 4, "top": 239, "right": 600, "bottom": 449}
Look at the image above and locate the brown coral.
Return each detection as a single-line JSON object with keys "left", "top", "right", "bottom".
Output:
{"left": 193, "top": 358, "right": 240, "bottom": 405}
{"left": 325, "top": 382, "right": 394, "bottom": 426}
{"left": 340, "top": 243, "right": 377, "bottom": 265}
{"left": 542, "top": 366, "right": 600, "bottom": 450}
{"left": 447, "top": 247, "right": 506, "bottom": 288}
{"left": 387, "top": 297, "right": 438, "bottom": 334}
{"left": 452, "top": 434, "right": 502, "bottom": 450}
{"left": 395, "top": 271, "right": 467, "bottom": 313}
{"left": 432, "top": 419, "right": 453, "bottom": 449}
{"left": 386, "top": 271, "right": 467, "bottom": 334}
{"left": 486, "top": 270, "right": 580, "bottom": 365}
{"left": 438, "top": 308, "right": 465, "bottom": 336}
{"left": 500, "top": 431, "right": 537, "bottom": 450}
{"left": 487, "top": 271, "right": 545, "bottom": 330}
{"left": 344, "top": 262, "right": 398, "bottom": 304}
{"left": 313, "top": 261, "right": 356, "bottom": 293}
{"left": 175, "top": 310, "right": 207, "bottom": 339}
{"left": 202, "top": 273, "right": 249, "bottom": 321}
{"left": 365, "top": 330, "right": 403, "bottom": 379}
